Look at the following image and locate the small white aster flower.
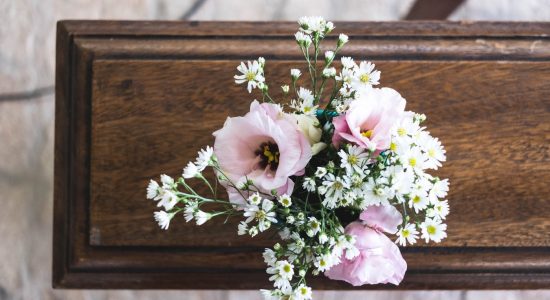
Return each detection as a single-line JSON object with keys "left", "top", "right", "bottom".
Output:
{"left": 182, "top": 161, "right": 200, "bottom": 179}
{"left": 429, "top": 178, "right": 449, "bottom": 203}
{"left": 338, "top": 33, "right": 349, "bottom": 47}
{"left": 160, "top": 174, "right": 174, "bottom": 187}
{"left": 278, "top": 194, "right": 292, "bottom": 207}
{"left": 267, "top": 260, "right": 294, "bottom": 292}
{"left": 341, "top": 56, "right": 355, "bottom": 69}
{"left": 278, "top": 227, "right": 291, "bottom": 240}
{"left": 157, "top": 189, "right": 179, "bottom": 210}
{"left": 286, "top": 215, "right": 295, "bottom": 225}
{"left": 294, "top": 31, "right": 312, "bottom": 47}
{"left": 396, "top": 223, "right": 419, "bottom": 246}
{"left": 306, "top": 217, "right": 321, "bottom": 237}
{"left": 248, "top": 226, "right": 259, "bottom": 237}
{"left": 338, "top": 145, "right": 370, "bottom": 174}
{"left": 263, "top": 248, "right": 277, "bottom": 266}
{"left": 314, "top": 253, "right": 335, "bottom": 272}
{"left": 248, "top": 192, "right": 262, "bottom": 205}
{"left": 294, "top": 284, "right": 313, "bottom": 300}
{"left": 244, "top": 199, "right": 278, "bottom": 232}
{"left": 421, "top": 218, "right": 447, "bottom": 243}
{"left": 302, "top": 177, "right": 316, "bottom": 192}
{"left": 194, "top": 210, "right": 212, "bottom": 226}
{"left": 184, "top": 201, "right": 197, "bottom": 222}
{"left": 146, "top": 180, "right": 160, "bottom": 200}
{"left": 321, "top": 174, "right": 350, "bottom": 208}
{"left": 351, "top": 61, "right": 380, "bottom": 92}
{"left": 362, "top": 178, "right": 390, "bottom": 206}
{"left": 318, "top": 233, "right": 329, "bottom": 244}
{"left": 401, "top": 146, "right": 427, "bottom": 172}
{"left": 291, "top": 68, "right": 302, "bottom": 79}
{"left": 322, "top": 67, "right": 336, "bottom": 78}
{"left": 234, "top": 60, "right": 265, "bottom": 93}
{"left": 408, "top": 191, "right": 429, "bottom": 213}
{"left": 237, "top": 221, "right": 248, "bottom": 235}
{"left": 315, "top": 167, "right": 327, "bottom": 178}
{"left": 195, "top": 146, "right": 214, "bottom": 168}
{"left": 324, "top": 50, "right": 335, "bottom": 61}
{"left": 428, "top": 199, "right": 450, "bottom": 220}
{"left": 153, "top": 211, "right": 173, "bottom": 230}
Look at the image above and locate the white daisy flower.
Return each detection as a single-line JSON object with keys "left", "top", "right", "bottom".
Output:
{"left": 286, "top": 215, "right": 295, "bottom": 225}
{"left": 195, "top": 146, "right": 214, "bottom": 168}
{"left": 421, "top": 218, "right": 447, "bottom": 243}
{"left": 428, "top": 200, "right": 450, "bottom": 220}
{"left": 338, "top": 145, "right": 370, "bottom": 174}
{"left": 338, "top": 33, "right": 349, "bottom": 47}
{"left": 278, "top": 194, "right": 292, "bottom": 207}
{"left": 182, "top": 161, "right": 200, "bottom": 179}
{"left": 291, "top": 68, "right": 302, "bottom": 79}
{"left": 314, "top": 253, "right": 336, "bottom": 272}
{"left": 263, "top": 248, "right": 277, "bottom": 266}
{"left": 194, "top": 210, "right": 212, "bottom": 226}
{"left": 315, "top": 167, "right": 327, "bottom": 178}
{"left": 394, "top": 114, "right": 421, "bottom": 138}
{"left": 408, "top": 190, "right": 429, "bottom": 213}
{"left": 401, "top": 146, "right": 427, "bottom": 172}
{"left": 244, "top": 199, "right": 278, "bottom": 232}
{"left": 351, "top": 61, "right": 380, "bottom": 91}
{"left": 362, "top": 177, "right": 390, "bottom": 206}
{"left": 248, "top": 192, "right": 263, "bottom": 205}
{"left": 335, "top": 67, "right": 355, "bottom": 87}
{"left": 157, "top": 189, "right": 179, "bottom": 210}
{"left": 325, "top": 50, "right": 335, "bottom": 61}
{"left": 419, "top": 134, "right": 446, "bottom": 170}
{"left": 322, "top": 67, "right": 336, "bottom": 78}
{"left": 267, "top": 260, "right": 294, "bottom": 292}
{"left": 160, "top": 174, "right": 174, "bottom": 187}
{"left": 302, "top": 177, "right": 316, "bottom": 192}
{"left": 321, "top": 174, "right": 350, "bottom": 208}
{"left": 429, "top": 178, "right": 449, "bottom": 203}
{"left": 294, "top": 31, "right": 312, "bottom": 47}
{"left": 318, "top": 233, "right": 329, "bottom": 244}
{"left": 340, "top": 56, "right": 355, "bottom": 69}
{"left": 237, "top": 221, "right": 248, "bottom": 235}
{"left": 396, "top": 223, "right": 419, "bottom": 246}
{"left": 278, "top": 227, "right": 291, "bottom": 240}
{"left": 306, "top": 217, "right": 321, "bottom": 237}
{"left": 298, "top": 16, "right": 328, "bottom": 35}
{"left": 153, "top": 211, "right": 173, "bottom": 230}
{"left": 234, "top": 60, "right": 265, "bottom": 93}
{"left": 294, "top": 284, "right": 313, "bottom": 300}
{"left": 248, "top": 226, "right": 259, "bottom": 237}
{"left": 184, "top": 201, "right": 197, "bottom": 222}
{"left": 146, "top": 180, "right": 160, "bottom": 200}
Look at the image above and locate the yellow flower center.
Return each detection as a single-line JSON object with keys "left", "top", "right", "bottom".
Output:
{"left": 245, "top": 71, "right": 256, "bottom": 81}
{"left": 427, "top": 225, "right": 437, "bottom": 235}
{"left": 361, "top": 129, "right": 373, "bottom": 138}
{"left": 390, "top": 142, "right": 397, "bottom": 151}
{"left": 402, "top": 229, "right": 410, "bottom": 237}
{"left": 303, "top": 106, "right": 312, "bottom": 113}
{"left": 397, "top": 127, "right": 406, "bottom": 136}
{"left": 300, "top": 287, "right": 308, "bottom": 295}
{"left": 360, "top": 73, "right": 370, "bottom": 83}
{"left": 409, "top": 158, "right": 417, "bottom": 167}
{"left": 333, "top": 181, "right": 343, "bottom": 190}
{"left": 413, "top": 195, "right": 421, "bottom": 203}
{"left": 428, "top": 149, "right": 436, "bottom": 157}
{"left": 347, "top": 154, "right": 358, "bottom": 165}
{"left": 283, "top": 264, "right": 292, "bottom": 273}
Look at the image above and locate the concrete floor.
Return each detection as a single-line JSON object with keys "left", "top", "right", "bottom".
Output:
{"left": 1, "top": 0, "right": 549, "bottom": 299}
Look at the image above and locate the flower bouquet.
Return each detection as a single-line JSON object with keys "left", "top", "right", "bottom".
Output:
{"left": 146, "top": 16, "right": 449, "bottom": 299}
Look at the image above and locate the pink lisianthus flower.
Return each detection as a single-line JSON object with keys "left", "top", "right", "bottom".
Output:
{"left": 213, "top": 100, "right": 312, "bottom": 205}
{"left": 325, "top": 204, "right": 406, "bottom": 286}
{"left": 332, "top": 87, "right": 406, "bottom": 152}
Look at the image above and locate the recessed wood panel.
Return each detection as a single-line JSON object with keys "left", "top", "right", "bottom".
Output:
{"left": 54, "top": 20, "right": 550, "bottom": 289}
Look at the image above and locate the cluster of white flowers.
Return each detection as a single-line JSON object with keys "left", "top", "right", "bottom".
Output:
{"left": 148, "top": 16, "right": 450, "bottom": 300}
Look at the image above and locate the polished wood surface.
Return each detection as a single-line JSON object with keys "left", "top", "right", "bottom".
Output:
{"left": 54, "top": 21, "right": 550, "bottom": 289}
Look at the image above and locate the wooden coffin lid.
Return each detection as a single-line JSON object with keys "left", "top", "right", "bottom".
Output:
{"left": 53, "top": 21, "right": 550, "bottom": 289}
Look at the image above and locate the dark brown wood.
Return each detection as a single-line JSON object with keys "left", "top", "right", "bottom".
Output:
{"left": 53, "top": 21, "right": 550, "bottom": 289}
{"left": 405, "top": 0, "right": 465, "bottom": 20}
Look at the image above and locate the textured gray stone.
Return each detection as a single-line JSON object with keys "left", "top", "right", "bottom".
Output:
{"left": 1, "top": 0, "right": 550, "bottom": 299}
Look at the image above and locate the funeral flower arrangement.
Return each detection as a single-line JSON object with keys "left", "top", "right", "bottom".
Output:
{"left": 146, "top": 16, "right": 449, "bottom": 299}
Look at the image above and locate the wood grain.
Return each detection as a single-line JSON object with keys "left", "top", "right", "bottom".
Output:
{"left": 54, "top": 21, "right": 550, "bottom": 289}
